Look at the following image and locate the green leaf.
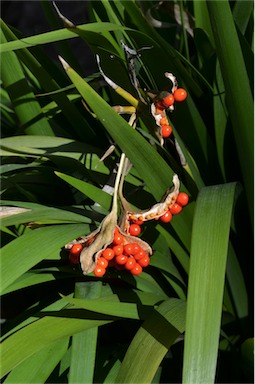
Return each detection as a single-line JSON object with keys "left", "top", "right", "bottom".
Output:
{"left": 59, "top": 57, "right": 175, "bottom": 201}
{"left": 3, "top": 338, "right": 69, "bottom": 384}
{"left": 182, "top": 182, "right": 237, "bottom": 384}
{"left": 55, "top": 172, "right": 112, "bottom": 211}
{"left": 0, "top": 223, "right": 88, "bottom": 294}
{"left": 62, "top": 291, "right": 160, "bottom": 320}
{"left": 207, "top": 2, "right": 253, "bottom": 223}
{"left": 0, "top": 27, "right": 53, "bottom": 135}
{"left": 0, "top": 22, "right": 126, "bottom": 53}
{"left": 0, "top": 312, "right": 112, "bottom": 378}
{"left": 69, "top": 282, "right": 101, "bottom": 384}
{"left": 1, "top": 270, "right": 72, "bottom": 295}
{"left": 115, "top": 298, "right": 186, "bottom": 383}
{"left": 0, "top": 201, "right": 90, "bottom": 226}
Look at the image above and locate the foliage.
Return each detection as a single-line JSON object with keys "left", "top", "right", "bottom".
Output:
{"left": 0, "top": 1, "right": 253, "bottom": 383}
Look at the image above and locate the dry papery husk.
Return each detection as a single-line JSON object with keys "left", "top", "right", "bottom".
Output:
{"left": 65, "top": 207, "right": 152, "bottom": 275}
{"left": 120, "top": 174, "right": 180, "bottom": 232}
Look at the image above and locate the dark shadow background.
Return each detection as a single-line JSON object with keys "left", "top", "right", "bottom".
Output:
{"left": 1, "top": 0, "right": 97, "bottom": 75}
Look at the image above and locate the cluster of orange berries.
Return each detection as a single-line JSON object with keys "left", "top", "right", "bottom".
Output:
{"left": 155, "top": 88, "right": 187, "bottom": 138}
{"left": 158, "top": 191, "right": 189, "bottom": 223}
{"left": 95, "top": 227, "right": 150, "bottom": 277}
{"left": 68, "top": 226, "right": 150, "bottom": 277}
{"left": 68, "top": 191, "right": 189, "bottom": 277}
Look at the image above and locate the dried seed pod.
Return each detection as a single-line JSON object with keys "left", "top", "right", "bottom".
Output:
{"left": 121, "top": 174, "right": 180, "bottom": 231}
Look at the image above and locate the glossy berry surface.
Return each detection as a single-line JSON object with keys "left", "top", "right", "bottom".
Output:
{"left": 102, "top": 248, "right": 115, "bottom": 260}
{"left": 115, "top": 254, "right": 128, "bottom": 265}
{"left": 134, "top": 249, "right": 147, "bottom": 260}
{"left": 70, "top": 244, "right": 83, "bottom": 254}
{"left": 112, "top": 244, "right": 124, "bottom": 256}
{"left": 162, "top": 94, "right": 175, "bottom": 107}
{"left": 159, "top": 210, "right": 173, "bottom": 223}
{"left": 129, "top": 224, "right": 141, "bottom": 236}
{"left": 93, "top": 266, "right": 106, "bottom": 277}
{"left": 125, "top": 257, "right": 136, "bottom": 270}
{"left": 138, "top": 255, "right": 150, "bottom": 267}
{"left": 130, "top": 263, "right": 143, "bottom": 275}
{"left": 173, "top": 88, "right": 187, "bottom": 102}
{"left": 161, "top": 124, "right": 172, "bottom": 138}
{"left": 97, "top": 257, "right": 108, "bottom": 268}
{"left": 170, "top": 203, "right": 182, "bottom": 215}
{"left": 113, "top": 231, "right": 124, "bottom": 245}
{"left": 176, "top": 192, "right": 189, "bottom": 207}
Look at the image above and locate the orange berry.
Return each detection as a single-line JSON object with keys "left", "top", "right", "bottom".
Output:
{"left": 97, "top": 257, "right": 108, "bottom": 268}
{"left": 115, "top": 254, "right": 128, "bottom": 265}
{"left": 102, "top": 248, "right": 115, "bottom": 260}
{"left": 113, "top": 231, "right": 124, "bottom": 245}
{"left": 123, "top": 243, "right": 135, "bottom": 256}
{"left": 161, "top": 124, "right": 172, "bottom": 138}
{"left": 134, "top": 249, "right": 147, "bottom": 260}
{"left": 138, "top": 255, "right": 150, "bottom": 267}
{"left": 129, "top": 224, "right": 141, "bottom": 237}
{"left": 173, "top": 88, "right": 187, "bottom": 102}
{"left": 159, "top": 117, "right": 168, "bottom": 126}
{"left": 170, "top": 203, "right": 182, "bottom": 215}
{"left": 93, "top": 266, "right": 106, "bottom": 277}
{"left": 130, "top": 263, "right": 143, "bottom": 275}
{"left": 176, "top": 192, "right": 189, "bottom": 207}
{"left": 159, "top": 210, "right": 172, "bottom": 223}
{"left": 132, "top": 218, "right": 144, "bottom": 225}
{"left": 112, "top": 244, "right": 124, "bottom": 256}
{"left": 162, "top": 94, "right": 175, "bottom": 107}
{"left": 70, "top": 244, "right": 83, "bottom": 254}
{"left": 131, "top": 243, "right": 141, "bottom": 255}
{"left": 125, "top": 257, "right": 136, "bottom": 270}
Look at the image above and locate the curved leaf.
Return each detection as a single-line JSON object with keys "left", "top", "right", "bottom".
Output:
{"left": 0, "top": 223, "right": 88, "bottom": 294}
{"left": 115, "top": 298, "right": 186, "bottom": 383}
{"left": 182, "top": 182, "right": 237, "bottom": 384}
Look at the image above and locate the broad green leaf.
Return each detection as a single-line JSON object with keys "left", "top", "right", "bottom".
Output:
{"left": 0, "top": 22, "right": 126, "bottom": 53}
{"left": 69, "top": 282, "right": 101, "bottom": 384}
{"left": 115, "top": 298, "right": 186, "bottom": 383}
{"left": 156, "top": 225, "right": 190, "bottom": 274}
{"left": 62, "top": 291, "right": 159, "bottom": 320}
{"left": 0, "top": 28, "right": 53, "bottom": 135}
{"left": 55, "top": 172, "right": 112, "bottom": 211}
{"left": 3, "top": 338, "right": 69, "bottom": 384}
{"left": 0, "top": 223, "right": 88, "bottom": 294}
{"left": 0, "top": 20, "right": 96, "bottom": 141}
{"left": 0, "top": 313, "right": 112, "bottom": 378}
{"left": 0, "top": 135, "right": 99, "bottom": 158}
{"left": 1, "top": 270, "right": 72, "bottom": 295}
{"left": 59, "top": 57, "right": 174, "bottom": 201}
{"left": 0, "top": 202, "right": 91, "bottom": 226}
{"left": 233, "top": 0, "right": 254, "bottom": 34}
{"left": 182, "top": 182, "right": 237, "bottom": 384}
{"left": 193, "top": 0, "right": 215, "bottom": 46}
{"left": 207, "top": 2, "right": 253, "bottom": 222}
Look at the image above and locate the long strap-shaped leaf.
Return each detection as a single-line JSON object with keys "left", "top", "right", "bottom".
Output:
{"left": 58, "top": 57, "right": 174, "bottom": 201}
{"left": 115, "top": 298, "right": 186, "bottom": 383}
{"left": 207, "top": 1, "right": 253, "bottom": 224}
{"left": 182, "top": 182, "right": 237, "bottom": 384}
